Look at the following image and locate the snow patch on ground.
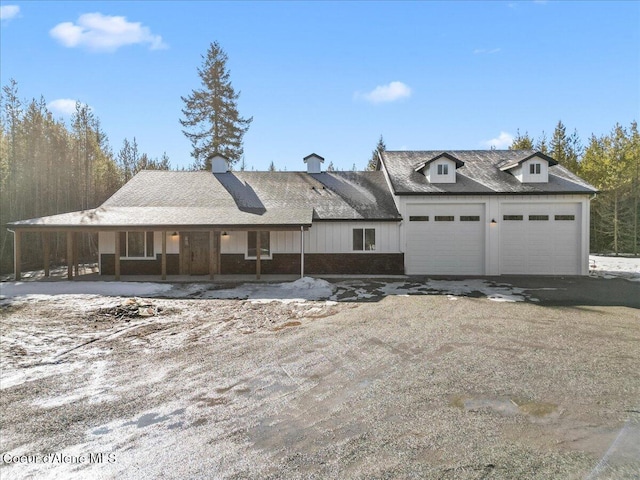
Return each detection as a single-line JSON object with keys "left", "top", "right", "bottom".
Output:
{"left": 202, "top": 277, "right": 336, "bottom": 301}
{"left": 590, "top": 255, "right": 640, "bottom": 281}
{"left": 0, "top": 281, "right": 172, "bottom": 299}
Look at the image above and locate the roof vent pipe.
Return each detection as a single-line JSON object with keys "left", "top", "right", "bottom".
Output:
{"left": 211, "top": 153, "right": 230, "bottom": 174}
{"left": 303, "top": 153, "right": 324, "bottom": 174}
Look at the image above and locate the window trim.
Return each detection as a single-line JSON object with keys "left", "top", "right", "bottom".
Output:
{"left": 529, "top": 163, "right": 541, "bottom": 174}
{"left": 529, "top": 214, "right": 549, "bottom": 221}
{"left": 554, "top": 214, "right": 575, "bottom": 221}
{"left": 352, "top": 228, "right": 376, "bottom": 251}
{"left": 503, "top": 215, "right": 523, "bottom": 221}
{"left": 119, "top": 231, "right": 155, "bottom": 259}
{"left": 434, "top": 215, "right": 454, "bottom": 222}
{"left": 460, "top": 215, "right": 480, "bottom": 222}
{"left": 409, "top": 216, "right": 429, "bottom": 221}
{"left": 246, "top": 231, "right": 272, "bottom": 259}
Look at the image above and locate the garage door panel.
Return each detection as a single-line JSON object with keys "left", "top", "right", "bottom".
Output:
{"left": 500, "top": 203, "right": 580, "bottom": 275}
{"left": 406, "top": 204, "right": 485, "bottom": 275}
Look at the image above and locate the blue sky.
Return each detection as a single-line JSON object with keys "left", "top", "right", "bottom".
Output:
{"left": 1, "top": 1, "right": 638, "bottom": 171}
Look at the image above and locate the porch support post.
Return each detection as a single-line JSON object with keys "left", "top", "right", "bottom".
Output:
{"left": 114, "top": 231, "right": 121, "bottom": 280}
{"left": 209, "top": 229, "right": 215, "bottom": 280}
{"left": 300, "top": 226, "right": 304, "bottom": 279}
{"left": 43, "top": 232, "right": 50, "bottom": 278}
{"left": 66, "top": 231, "right": 73, "bottom": 280}
{"left": 73, "top": 232, "right": 79, "bottom": 276}
{"left": 216, "top": 231, "right": 221, "bottom": 274}
{"left": 161, "top": 231, "right": 167, "bottom": 280}
{"left": 256, "top": 231, "right": 261, "bottom": 280}
{"left": 13, "top": 230, "right": 21, "bottom": 281}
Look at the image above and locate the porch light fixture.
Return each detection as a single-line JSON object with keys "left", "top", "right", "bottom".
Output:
{"left": 222, "top": 231, "right": 228, "bottom": 236}
{"left": 490, "top": 219, "right": 497, "bottom": 225}
{"left": 171, "top": 231, "right": 178, "bottom": 237}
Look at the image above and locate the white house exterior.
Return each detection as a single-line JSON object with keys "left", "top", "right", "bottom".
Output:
{"left": 8, "top": 149, "right": 597, "bottom": 280}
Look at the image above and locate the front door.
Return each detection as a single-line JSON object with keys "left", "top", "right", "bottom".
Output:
{"left": 180, "top": 232, "right": 210, "bottom": 275}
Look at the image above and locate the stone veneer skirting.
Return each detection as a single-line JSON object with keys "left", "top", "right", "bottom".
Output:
{"left": 100, "top": 253, "right": 404, "bottom": 276}
{"left": 100, "top": 254, "right": 180, "bottom": 275}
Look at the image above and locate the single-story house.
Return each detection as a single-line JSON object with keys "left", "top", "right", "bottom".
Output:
{"left": 7, "top": 150, "right": 597, "bottom": 280}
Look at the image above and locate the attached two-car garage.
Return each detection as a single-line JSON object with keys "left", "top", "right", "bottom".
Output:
{"left": 404, "top": 201, "right": 583, "bottom": 276}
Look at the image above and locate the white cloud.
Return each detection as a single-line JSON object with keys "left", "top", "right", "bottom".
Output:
{"left": 48, "top": 99, "right": 83, "bottom": 116}
{"left": 50, "top": 12, "right": 167, "bottom": 52}
{"left": 356, "top": 81, "right": 412, "bottom": 104}
{"left": 482, "top": 131, "right": 514, "bottom": 149}
{"left": 473, "top": 48, "right": 501, "bottom": 55}
{"left": 0, "top": 5, "right": 20, "bottom": 20}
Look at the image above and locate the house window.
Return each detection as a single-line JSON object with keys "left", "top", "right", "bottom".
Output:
{"left": 529, "top": 215, "right": 549, "bottom": 221}
{"left": 434, "top": 216, "right": 454, "bottom": 221}
{"left": 437, "top": 164, "right": 449, "bottom": 175}
{"left": 460, "top": 216, "right": 480, "bottom": 221}
{"left": 247, "top": 231, "right": 270, "bottom": 258}
{"left": 353, "top": 228, "right": 375, "bottom": 251}
{"left": 503, "top": 215, "right": 523, "bottom": 221}
{"left": 555, "top": 215, "right": 575, "bottom": 221}
{"left": 529, "top": 163, "right": 541, "bottom": 174}
{"left": 119, "top": 231, "right": 154, "bottom": 258}
{"left": 409, "top": 216, "right": 429, "bottom": 221}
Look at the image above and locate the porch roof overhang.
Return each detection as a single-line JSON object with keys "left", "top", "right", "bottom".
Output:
{"left": 7, "top": 206, "right": 314, "bottom": 232}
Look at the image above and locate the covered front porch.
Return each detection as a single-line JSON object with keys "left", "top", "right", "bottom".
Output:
{"left": 7, "top": 206, "right": 314, "bottom": 282}
{"left": 9, "top": 227, "right": 310, "bottom": 282}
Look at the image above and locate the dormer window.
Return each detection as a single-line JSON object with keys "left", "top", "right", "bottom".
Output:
{"left": 499, "top": 152, "right": 556, "bottom": 184}
{"left": 416, "top": 153, "right": 463, "bottom": 184}
{"left": 437, "top": 164, "right": 449, "bottom": 175}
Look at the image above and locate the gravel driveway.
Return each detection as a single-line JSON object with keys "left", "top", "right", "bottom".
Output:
{"left": 1, "top": 289, "right": 639, "bottom": 479}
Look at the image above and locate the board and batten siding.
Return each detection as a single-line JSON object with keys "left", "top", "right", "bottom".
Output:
{"left": 220, "top": 222, "right": 400, "bottom": 255}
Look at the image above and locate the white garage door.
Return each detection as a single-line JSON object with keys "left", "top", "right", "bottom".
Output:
{"left": 406, "top": 204, "right": 485, "bottom": 275}
{"left": 500, "top": 203, "right": 581, "bottom": 275}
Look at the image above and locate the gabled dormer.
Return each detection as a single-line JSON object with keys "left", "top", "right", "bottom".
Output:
{"left": 414, "top": 152, "right": 464, "bottom": 184}
{"left": 499, "top": 151, "right": 557, "bottom": 183}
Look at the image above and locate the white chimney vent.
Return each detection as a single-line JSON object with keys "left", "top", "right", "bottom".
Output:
{"left": 304, "top": 153, "right": 324, "bottom": 174}
{"left": 211, "top": 153, "right": 229, "bottom": 173}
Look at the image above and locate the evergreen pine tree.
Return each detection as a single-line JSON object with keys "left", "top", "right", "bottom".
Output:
{"left": 367, "top": 135, "right": 386, "bottom": 170}
{"left": 180, "top": 42, "right": 252, "bottom": 170}
{"left": 509, "top": 129, "right": 534, "bottom": 150}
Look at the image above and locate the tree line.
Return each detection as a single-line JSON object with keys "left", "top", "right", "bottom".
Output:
{"left": 0, "top": 79, "right": 171, "bottom": 273}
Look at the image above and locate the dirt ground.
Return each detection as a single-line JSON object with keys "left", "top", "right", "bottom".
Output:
{"left": 1, "top": 292, "right": 639, "bottom": 479}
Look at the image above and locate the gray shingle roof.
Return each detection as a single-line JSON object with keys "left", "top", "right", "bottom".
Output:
{"left": 10, "top": 170, "right": 400, "bottom": 229}
{"left": 380, "top": 150, "right": 597, "bottom": 195}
